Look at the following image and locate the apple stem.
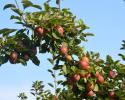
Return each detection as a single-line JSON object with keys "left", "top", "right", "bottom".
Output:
{"left": 54, "top": 70, "right": 57, "bottom": 96}
{"left": 14, "top": 0, "right": 29, "bottom": 29}
{"left": 52, "top": 54, "right": 58, "bottom": 96}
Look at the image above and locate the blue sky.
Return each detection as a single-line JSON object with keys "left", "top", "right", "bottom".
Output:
{"left": 0, "top": 0, "right": 125, "bottom": 100}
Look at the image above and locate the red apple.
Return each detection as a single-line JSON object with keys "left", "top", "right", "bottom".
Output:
{"left": 34, "top": 27, "right": 44, "bottom": 37}
{"left": 24, "top": 54, "right": 29, "bottom": 61}
{"left": 31, "top": 47, "right": 37, "bottom": 55}
{"left": 80, "top": 60, "right": 90, "bottom": 70}
{"left": 53, "top": 95, "right": 58, "bottom": 100}
{"left": 81, "top": 56, "right": 89, "bottom": 63}
{"left": 67, "top": 78, "right": 75, "bottom": 85}
{"left": 65, "top": 55, "right": 72, "bottom": 61}
{"left": 97, "top": 75, "right": 104, "bottom": 84}
{"left": 10, "top": 51, "right": 18, "bottom": 63}
{"left": 73, "top": 74, "right": 80, "bottom": 81}
{"left": 87, "top": 90, "right": 94, "bottom": 97}
{"left": 56, "top": 25, "right": 64, "bottom": 37}
{"left": 95, "top": 71, "right": 100, "bottom": 77}
{"left": 85, "top": 73, "right": 91, "bottom": 78}
{"left": 109, "top": 71, "right": 117, "bottom": 78}
{"left": 60, "top": 46, "right": 68, "bottom": 55}
{"left": 108, "top": 91, "right": 115, "bottom": 98}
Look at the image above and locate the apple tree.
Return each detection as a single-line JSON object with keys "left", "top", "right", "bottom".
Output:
{"left": 0, "top": 0, "right": 125, "bottom": 100}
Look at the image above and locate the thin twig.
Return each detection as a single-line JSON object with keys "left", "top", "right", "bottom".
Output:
{"left": 14, "top": 0, "right": 29, "bottom": 28}
{"left": 14, "top": 0, "right": 20, "bottom": 9}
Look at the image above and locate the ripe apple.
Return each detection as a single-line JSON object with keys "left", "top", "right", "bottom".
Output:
{"left": 31, "top": 47, "right": 37, "bottom": 55}
{"left": 56, "top": 25, "right": 64, "bottom": 37}
{"left": 95, "top": 71, "right": 100, "bottom": 77}
{"left": 34, "top": 27, "right": 44, "bottom": 37}
{"left": 97, "top": 75, "right": 104, "bottom": 84}
{"left": 81, "top": 56, "right": 89, "bottom": 63}
{"left": 80, "top": 73, "right": 86, "bottom": 78}
{"left": 86, "top": 83, "right": 95, "bottom": 91}
{"left": 108, "top": 91, "right": 115, "bottom": 98}
{"left": 73, "top": 74, "right": 80, "bottom": 81}
{"left": 53, "top": 95, "right": 58, "bottom": 100}
{"left": 85, "top": 73, "right": 91, "bottom": 78}
{"left": 109, "top": 70, "right": 117, "bottom": 78}
{"left": 60, "top": 46, "right": 68, "bottom": 55}
{"left": 80, "top": 60, "right": 90, "bottom": 70}
{"left": 24, "top": 54, "right": 29, "bottom": 61}
{"left": 10, "top": 51, "right": 18, "bottom": 63}
{"left": 87, "top": 90, "right": 94, "bottom": 97}
{"left": 67, "top": 78, "right": 75, "bottom": 85}
{"left": 65, "top": 55, "right": 72, "bottom": 61}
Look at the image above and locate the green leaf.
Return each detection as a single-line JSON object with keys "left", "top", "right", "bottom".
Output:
{"left": 47, "top": 58, "right": 54, "bottom": 65}
{"left": 22, "top": 0, "right": 42, "bottom": 10}
{"left": 32, "top": 5, "right": 42, "bottom": 10}
{"left": 106, "top": 55, "right": 113, "bottom": 64}
{"left": 53, "top": 65, "right": 63, "bottom": 70}
{"left": 3, "top": 4, "right": 16, "bottom": 10}
{"left": 52, "top": 73, "right": 55, "bottom": 78}
{"left": 76, "top": 83, "right": 84, "bottom": 91}
{"left": 62, "top": 65, "right": 67, "bottom": 74}
{"left": 31, "top": 56, "right": 40, "bottom": 66}
{"left": 119, "top": 54, "right": 125, "bottom": 61}
{"left": 0, "top": 28, "right": 17, "bottom": 36}
{"left": 22, "top": 0, "right": 33, "bottom": 9}
{"left": 56, "top": 88, "right": 61, "bottom": 94}
{"left": 48, "top": 69, "right": 53, "bottom": 74}
{"left": 52, "top": 32, "right": 60, "bottom": 40}
{"left": 11, "top": 8, "right": 23, "bottom": 16}
{"left": 10, "top": 15, "right": 22, "bottom": 21}
{"left": 84, "top": 32, "right": 94, "bottom": 37}
{"left": 44, "top": 3, "right": 50, "bottom": 11}
{"left": 48, "top": 83, "right": 54, "bottom": 88}
{"left": 57, "top": 80, "right": 63, "bottom": 85}
{"left": 74, "top": 39, "right": 81, "bottom": 45}
{"left": 94, "top": 84, "right": 99, "bottom": 92}
{"left": 80, "top": 35, "right": 86, "bottom": 41}
{"left": 39, "top": 43, "right": 47, "bottom": 53}
{"left": 19, "top": 59, "right": 27, "bottom": 66}
{"left": 71, "top": 66, "right": 76, "bottom": 72}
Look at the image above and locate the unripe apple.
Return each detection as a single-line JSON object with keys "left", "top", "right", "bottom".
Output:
{"left": 108, "top": 91, "right": 115, "bottom": 98}
{"left": 65, "top": 55, "right": 72, "bottom": 61}
{"left": 10, "top": 51, "right": 18, "bottom": 63}
{"left": 56, "top": 25, "right": 64, "bottom": 37}
{"left": 60, "top": 46, "right": 68, "bottom": 55}
{"left": 109, "top": 71, "right": 117, "bottom": 78}
{"left": 97, "top": 75, "right": 104, "bottom": 84}
{"left": 87, "top": 90, "right": 94, "bottom": 97}
{"left": 34, "top": 27, "right": 44, "bottom": 37}
{"left": 86, "top": 83, "right": 95, "bottom": 91}
{"left": 73, "top": 74, "right": 80, "bottom": 81}
{"left": 80, "top": 73, "right": 86, "bottom": 78}
{"left": 81, "top": 56, "right": 89, "bottom": 63}
{"left": 80, "top": 60, "right": 90, "bottom": 70}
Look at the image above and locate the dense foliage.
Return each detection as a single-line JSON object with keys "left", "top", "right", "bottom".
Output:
{"left": 0, "top": 0, "right": 125, "bottom": 100}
